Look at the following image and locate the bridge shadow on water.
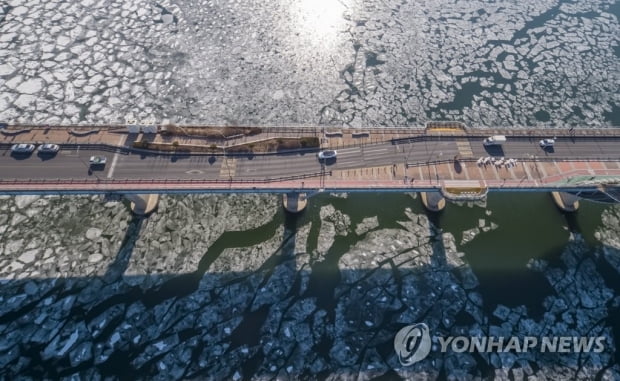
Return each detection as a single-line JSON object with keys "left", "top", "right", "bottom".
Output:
{"left": 0, "top": 194, "right": 618, "bottom": 380}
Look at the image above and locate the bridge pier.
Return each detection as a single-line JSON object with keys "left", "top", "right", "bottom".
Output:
{"left": 551, "top": 191, "right": 580, "bottom": 212}
{"left": 283, "top": 192, "right": 308, "bottom": 213}
{"left": 420, "top": 191, "right": 446, "bottom": 212}
{"left": 124, "top": 194, "right": 159, "bottom": 216}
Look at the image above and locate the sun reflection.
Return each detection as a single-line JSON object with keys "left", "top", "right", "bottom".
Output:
{"left": 292, "top": 0, "right": 347, "bottom": 46}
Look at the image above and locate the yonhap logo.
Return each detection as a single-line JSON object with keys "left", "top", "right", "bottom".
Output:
{"left": 393, "top": 322, "right": 607, "bottom": 366}
{"left": 393, "top": 323, "right": 432, "bottom": 366}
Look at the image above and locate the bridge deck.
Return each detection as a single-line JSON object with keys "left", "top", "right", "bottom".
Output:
{"left": 1, "top": 125, "right": 619, "bottom": 194}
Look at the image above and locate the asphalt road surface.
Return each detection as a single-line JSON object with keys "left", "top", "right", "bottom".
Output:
{"left": 0, "top": 137, "right": 618, "bottom": 181}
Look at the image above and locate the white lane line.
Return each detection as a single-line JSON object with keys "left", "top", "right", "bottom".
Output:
{"left": 363, "top": 152, "right": 393, "bottom": 159}
{"left": 337, "top": 147, "right": 361, "bottom": 154}
{"left": 107, "top": 136, "right": 124, "bottom": 178}
{"left": 336, "top": 160, "right": 363, "bottom": 166}
{"left": 362, "top": 147, "right": 388, "bottom": 154}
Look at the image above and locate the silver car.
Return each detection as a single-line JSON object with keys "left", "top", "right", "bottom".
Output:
{"left": 11, "top": 143, "right": 36, "bottom": 153}
{"left": 89, "top": 155, "right": 107, "bottom": 166}
{"left": 317, "top": 150, "right": 337, "bottom": 160}
{"left": 38, "top": 143, "right": 60, "bottom": 153}
{"left": 539, "top": 139, "right": 555, "bottom": 147}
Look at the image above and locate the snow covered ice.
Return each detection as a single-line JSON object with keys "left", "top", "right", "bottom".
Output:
{"left": 0, "top": 0, "right": 617, "bottom": 126}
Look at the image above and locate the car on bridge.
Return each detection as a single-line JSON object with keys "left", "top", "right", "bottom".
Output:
{"left": 38, "top": 143, "right": 60, "bottom": 154}
{"left": 317, "top": 150, "right": 337, "bottom": 161}
{"left": 483, "top": 135, "right": 507, "bottom": 146}
{"left": 11, "top": 143, "right": 36, "bottom": 154}
{"left": 539, "top": 139, "right": 555, "bottom": 148}
{"left": 89, "top": 155, "right": 107, "bottom": 167}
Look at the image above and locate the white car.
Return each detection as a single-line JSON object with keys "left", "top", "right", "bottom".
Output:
{"left": 89, "top": 155, "right": 107, "bottom": 166}
{"left": 539, "top": 139, "right": 555, "bottom": 147}
{"left": 38, "top": 143, "right": 60, "bottom": 153}
{"left": 11, "top": 143, "right": 36, "bottom": 153}
{"left": 482, "top": 135, "right": 507, "bottom": 146}
{"left": 317, "top": 150, "right": 337, "bottom": 160}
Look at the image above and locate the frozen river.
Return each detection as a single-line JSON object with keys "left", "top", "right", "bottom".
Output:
{"left": 0, "top": 0, "right": 618, "bottom": 126}
{"left": 0, "top": 193, "right": 619, "bottom": 379}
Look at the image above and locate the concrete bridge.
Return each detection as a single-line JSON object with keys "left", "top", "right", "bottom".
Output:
{"left": 1, "top": 123, "right": 619, "bottom": 214}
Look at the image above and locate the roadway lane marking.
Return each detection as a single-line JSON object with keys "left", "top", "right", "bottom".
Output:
{"left": 522, "top": 163, "right": 536, "bottom": 182}
{"left": 362, "top": 147, "right": 388, "bottom": 154}
{"left": 107, "top": 136, "right": 124, "bottom": 179}
{"left": 362, "top": 151, "right": 392, "bottom": 159}
{"left": 61, "top": 150, "right": 80, "bottom": 157}
{"left": 337, "top": 147, "right": 361, "bottom": 154}
{"left": 455, "top": 139, "right": 473, "bottom": 158}
{"left": 219, "top": 158, "right": 237, "bottom": 178}
{"left": 336, "top": 160, "right": 364, "bottom": 167}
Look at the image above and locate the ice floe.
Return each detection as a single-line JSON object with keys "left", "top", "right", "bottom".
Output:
{"left": 0, "top": 0, "right": 613, "bottom": 126}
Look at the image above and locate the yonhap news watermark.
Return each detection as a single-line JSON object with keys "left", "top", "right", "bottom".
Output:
{"left": 394, "top": 323, "right": 607, "bottom": 366}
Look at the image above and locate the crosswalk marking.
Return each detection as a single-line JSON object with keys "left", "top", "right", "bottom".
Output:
{"left": 455, "top": 138, "right": 474, "bottom": 158}
{"left": 219, "top": 158, "right": 237, "bottom": 178}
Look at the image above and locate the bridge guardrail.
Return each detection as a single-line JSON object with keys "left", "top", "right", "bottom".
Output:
{"left": 405, "top": 156, "right": 620, "bottom": 168}
{"left": 392, "top": 133, "right": 620, "bottom": 144}
{"left": 60, "top": 143, "right": 129, "bottom": 153}
{"left": 0, "top": 171, "right": 332, "bottom": 186}
{"left": 1, "top": 141, "right": 327, "bottom": 158}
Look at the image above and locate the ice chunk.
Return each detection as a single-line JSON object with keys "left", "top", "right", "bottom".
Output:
{"left": 18, "top": 250, "right": 38, "bottom": 264}
{"left": 110, "top": 332, "right": 121, "bottom": 346}
{"left": 162, "top": 14, "right": 174, "bottom": 24}
{"left": 88, "top": 253, "right": 104, "bottom": 263}
{"left": 0, "top": 64, "right": 16, "bottom": 77}
{"left": 355, "top": 216, "right": 380, "bottom": 235}
{"left": 86, "top": 228, "right": 102, "bottom": 240}
{"left": 14, "top": 95, "right": 37, "bottom": 109}
{"left": 16, "top": 79, "right": 45, "bottom": 95}
{"left": 12, "top": 6, "right": 29, "bottom": 16}
{"left": 15, "top": 195, "right": 40, "bottom": 209}
{"left": 58, "top": 329, "right": 80, "bottom": 356}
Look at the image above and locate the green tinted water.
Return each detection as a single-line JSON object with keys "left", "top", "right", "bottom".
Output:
{"left": 289, "top": 192, "right": 611, "bottom": 319}
{"left": 210, "top": 191, "right": 612, "bottom": 322}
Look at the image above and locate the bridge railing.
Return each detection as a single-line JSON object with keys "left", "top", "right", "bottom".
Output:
{"left": 405, "top": 156, "right": 620, "bottom": 168}
{"left": 4, "top": 128, "right": 620, "bottom": 158}
{"left": 0, "top": 171, "right": 331, "bottom": 186}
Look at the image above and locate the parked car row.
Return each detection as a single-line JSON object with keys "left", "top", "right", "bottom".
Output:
{"left": 9, "top": 143, "right": 107, "bottom": 169}
{"left": 11, "top": 143, "right": 60, "bottom": 154}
